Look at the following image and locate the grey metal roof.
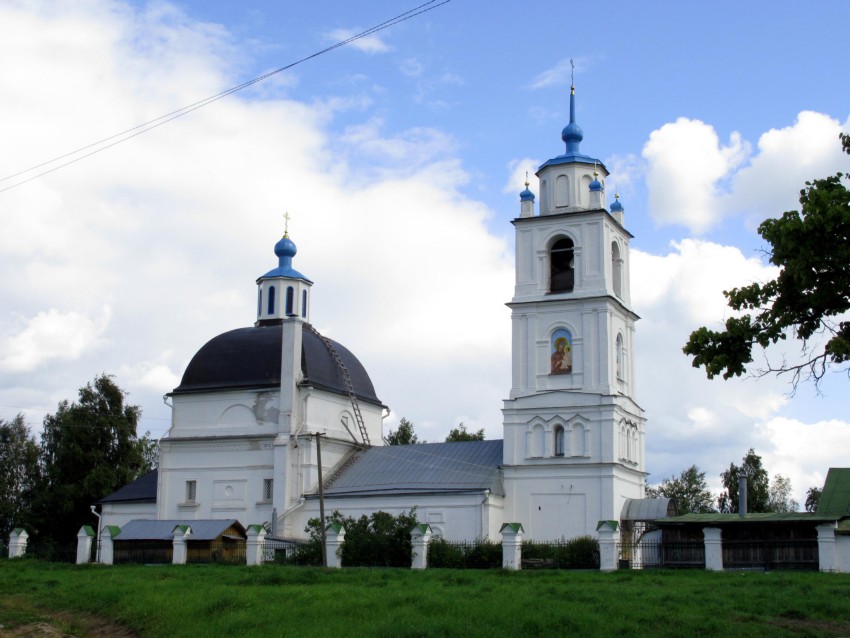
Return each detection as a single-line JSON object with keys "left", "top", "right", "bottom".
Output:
{"left": 320, "top": 440, "right": 504, "bottom": 498}
{"left": 115, "top": 519, "right": 245, "bottom": 541}
{"left": 171, "top": 322, "right": 382, "bottom": 406}
{"left": 621, "top": 498, "right": 677, "bottom": 521}
{"left": 98, "top": 470, "right": 158, "bottom": 504}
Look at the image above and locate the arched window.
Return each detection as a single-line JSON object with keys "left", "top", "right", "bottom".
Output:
{"left": 616, "top": 333, "right": 624, "bottom": 380}
{"left": 555, "top": 175, "right": 569, "bottom": 207}
{"left": 301, "top": 290, "right": 308, "bottom": 318}
{"left": 530, "top": 424, "right": 545, "bottom": 458}
{"left": 611, "top": 241, "right": 623, "bottom": 298}
{"left": 285, "top": 286, "right": 294, "bottom": 315}
{"left": 267, "top": 286, "right": 276, "bottom": 315}
{"left": 550, "top": 238, "right": 575, "bottom": 293}
{"left": 554, "top": 426, "right": 565, "bottom": 457}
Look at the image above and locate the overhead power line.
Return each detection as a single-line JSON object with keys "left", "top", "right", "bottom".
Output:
{"left": 0, "top": 0, "right": 450, "bottom": 194}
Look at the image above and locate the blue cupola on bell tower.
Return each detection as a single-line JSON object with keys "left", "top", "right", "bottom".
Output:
{"left": 256, "top": 219, "right": 313, "bottom": 325}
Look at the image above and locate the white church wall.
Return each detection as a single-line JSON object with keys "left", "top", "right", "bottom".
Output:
{"left": 287, "top": 492, "right": 504, "bottom": 542}
{"left": 100, "top": 502, "right": 156, "bottom": 530}
{"left": 157, "top": 435, "right": 275, "bottom": 525}
{"left": 301, "top": 388, "right": 384, "bottom": 446}
{"left": 170, "top": 390, "right": 281, "bottom": 438}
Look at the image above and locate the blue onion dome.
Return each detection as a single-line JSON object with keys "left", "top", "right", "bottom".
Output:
{"left": 274, "top": 233, "right": 297, "bottom": 260}
{"left": 561, "top": 85, "right": 584, "bottom": 152}
{"left": 610, "top": 192, "right": 624, "bottom": 213}
{"left": 589, "top": 171, "right": 603, "bottom": 192}
{"left": 520, "top": 179, "right": 535, "bottom": 202}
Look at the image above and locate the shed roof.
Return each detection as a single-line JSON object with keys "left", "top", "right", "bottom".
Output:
{"left": 621, "top": 498, "right": 676, "bottom": 521}
{"left": 115, "top": 519, "right": 245, "bottom": 541}
{"left": 319, "top": 440, "right": 504, "bottom": 498}
{"left": 817, "top": 468, "right": 850, "bottom": 516}
{"left": 97, "top": 470, "right": 158, "bottom": 504}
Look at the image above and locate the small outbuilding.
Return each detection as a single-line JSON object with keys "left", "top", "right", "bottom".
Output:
{"left": 113, "top": 519, "right": 246, "bottom": 564}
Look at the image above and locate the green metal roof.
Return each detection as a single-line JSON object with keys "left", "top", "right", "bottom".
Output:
{"left": 817, "top": 468, "right": 850, "bottom": 516}
{"left": 656, "top": 512, "right": 836, "bottom": 525}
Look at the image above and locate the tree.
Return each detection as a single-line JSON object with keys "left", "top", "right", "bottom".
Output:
{"left": 804, "top": 486, "right": 822, "bottom": 513}
{"left": 646, "top": 465, "right": 715, "bottom": 514}
{"left": 0, "top": 414, "right": 42, "bottom": 540}
{"left": 33, "top": 374, "right": 156, "bottom": 543}
{"left": 684, "top": 133, "right": 850, "bottom": 389}
{"left": 718, "top": 448, "right": 770, "bottom": 513}
{"left": 445, "top": 422, "right": 484, "bottom": 442}
{"left": 385, "top": 417, "right": 419, "bottom": 445}
{"left": 767, "top": 473, "right": 799, "bottom": 513}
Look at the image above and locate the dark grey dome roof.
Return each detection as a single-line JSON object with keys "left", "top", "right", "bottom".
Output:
{"left": 172, "top": 322, "right": 382, "bottom": 406}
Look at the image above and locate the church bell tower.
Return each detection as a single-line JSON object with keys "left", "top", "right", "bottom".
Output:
{"left": 501, "top": 82, "right": 646, "bottom": 540}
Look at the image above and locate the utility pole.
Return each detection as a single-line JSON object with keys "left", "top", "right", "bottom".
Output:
{"left": 316, "top": 432, "right": 327, "bottom": 567}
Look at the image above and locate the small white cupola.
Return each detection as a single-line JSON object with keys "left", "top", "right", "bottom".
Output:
{"left": 519, "top": 172, "right": 536, "bottom": 218}
{"left": 255, "top": 216, "right": 313, "bottom": 325}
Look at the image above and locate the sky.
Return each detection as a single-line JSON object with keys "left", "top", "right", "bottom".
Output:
{"left": 1, "top": 0, "right": 848, "bottom": 507}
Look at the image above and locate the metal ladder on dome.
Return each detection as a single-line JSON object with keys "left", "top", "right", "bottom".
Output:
{"left": 305, "top": 323, "right": 370, "bottom": 446}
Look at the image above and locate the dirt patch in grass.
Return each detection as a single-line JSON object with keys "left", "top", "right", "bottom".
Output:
{"left": 767, "top": 615, "right": 850, "bottom": 637}
{"left": 0, "top": 599, "right": 139, "bottom": 638}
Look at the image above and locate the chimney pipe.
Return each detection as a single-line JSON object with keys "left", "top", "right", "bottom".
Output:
{"left": 738, "top": 476, "right": 748, "bottom": 517}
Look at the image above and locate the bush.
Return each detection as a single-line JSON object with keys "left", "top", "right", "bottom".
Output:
{"left": 305, "top": 509, "right": 417, "bottom": 567}
{"left": 522, "top": 536, "right": 599, "bottom": 569}
{"left": 427, "top": 538, "right": 501, "bottom": 569}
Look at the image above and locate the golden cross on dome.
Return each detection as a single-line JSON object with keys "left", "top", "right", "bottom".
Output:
{"left": 283, "top": 211, "right": 290, "bottom": 238}
{"left": 525, "top": 170, "right": 529, "bottom": 188}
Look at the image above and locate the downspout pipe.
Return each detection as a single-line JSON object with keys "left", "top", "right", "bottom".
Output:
{"left": 738, "top": 476, "right": 748, "bottom": 517}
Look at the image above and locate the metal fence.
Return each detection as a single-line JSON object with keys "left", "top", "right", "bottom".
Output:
{"left": 618, "top": 541, "right": 705, "bottom": 569}
{"left": 722, "top": 539, "right": 818, "bottom": 571}
{"left": 21, "top": 542, "right": 77, "bottom": 563}
{"left": 113, "top": 542, "right": 172, "bottom": 564}
{"left": 187, "top": 540, "right": 246, "bottom": 565}
{"left": 427, "top": 538, "right": 502, "bottom": 569}
{"left": 263, "top": 537, "right": 320, "bottom": 565}
{"left": 522, "top": 538, "right": 600, "bottom": 569}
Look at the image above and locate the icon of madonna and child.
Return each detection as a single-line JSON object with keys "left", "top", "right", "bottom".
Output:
{"left": 550, "top": 329, "right": 572, "bottom": 375}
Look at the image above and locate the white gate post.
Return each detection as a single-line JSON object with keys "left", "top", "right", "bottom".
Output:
{"left": 703, "top": 527, "right": 723, "bottom": 571}
{"left": 100, "top": 526, "right": 118, "bottom": 565}
{"left": 500, "top": 523, "right": 524, "bottom": 570}
{"left": 410, "top": 524, "right": 432, "bottom": 569}
{"left": 596, "top": 520, "right": 619, "bottom": 571}
{"left": 817, "top": 523, "right": 837, "bottom": 572}
{"left": 246, "top": 525, "right": 267, "bottom": 566}
{"left": 76, "top": 526, "right": 95, "bottom": 564}
{"left": 8, "top": 529, "right": 28, "bottom": 558}
{"left": 325, "top": 523, "right": 345, "bottom": 569}
{"left": 172, "top": 525, "right": 192, "bottom": 565}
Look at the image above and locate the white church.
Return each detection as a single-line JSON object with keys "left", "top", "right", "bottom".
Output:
{"left": 98, "top": 84, "right": 651, "bottom": 542}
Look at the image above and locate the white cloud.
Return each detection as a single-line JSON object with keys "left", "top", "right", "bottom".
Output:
{"left": 642, "top": 118, "right": 749, "bottom": 233}
{"left": 503, "top": 158, "right": 540, "bottom": 195}
{"left": 643, "top": 111, "right": 850, "bottom": 234}
{"left": 324, "top": 28, "right": 391, "bottom": 54}
{"left": 529, "top": 58, "right": 573, "bottom": 90}
{"left": 1, "top": 307, "right": 112, "bottom": 372}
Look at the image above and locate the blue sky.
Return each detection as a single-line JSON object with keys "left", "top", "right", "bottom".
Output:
{"left": 1, "top": 0, "right": 848, "bottom": 505}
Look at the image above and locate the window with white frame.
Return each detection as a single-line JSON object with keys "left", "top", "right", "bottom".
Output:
{"left": 185, "top": 480, "right": 197, "bottom": 504}
{"left": 263, "top": 478, "right": 273, "bottom": 502}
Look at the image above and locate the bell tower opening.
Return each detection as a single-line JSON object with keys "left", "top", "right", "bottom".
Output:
{"left": 550, "top": 237, "right": 575, "bottom": 293}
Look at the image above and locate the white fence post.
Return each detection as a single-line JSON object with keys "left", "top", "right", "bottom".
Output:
{"left": 246, "top": 525, "right": 267, "bottom": 566}
{"left": 410, "top": 524, "right": 432, "bottom": 569}
{"left": 817, "top": 523, "right": 837, "bottom": 572}
{"left": 100, "top": 526, "right": 118, "bottom": 565}
{"left": 703, "top": 527, "right": 723, "bottom": 571}
{"left": 596, "top": 520, "right": 619, "bottom": 571}
{"left": 172, "top": 525, "right": 192, "bottom": 565}
{"left": 8, "top": 528, "right": 28, "bottom": 558}
{"left": 500, "top": 523, "right": 524, "bottom": 570}
{"left": 325, "top": 523, "right": 345, "bottom": 568}
{"left": 76, "top": 525, "right": 95, "bottom": 564}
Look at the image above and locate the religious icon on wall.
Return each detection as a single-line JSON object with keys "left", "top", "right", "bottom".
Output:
{"left": 550, "top": 329, "right": 572, "bottom": 375}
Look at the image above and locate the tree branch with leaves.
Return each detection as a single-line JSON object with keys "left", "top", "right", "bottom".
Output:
{"left": 684, "top": 133, "right": 850, "bottom": 390}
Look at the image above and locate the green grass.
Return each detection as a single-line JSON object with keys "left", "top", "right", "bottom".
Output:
{"left": 2, "top": 560, "right": 850, "bottom": 637}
